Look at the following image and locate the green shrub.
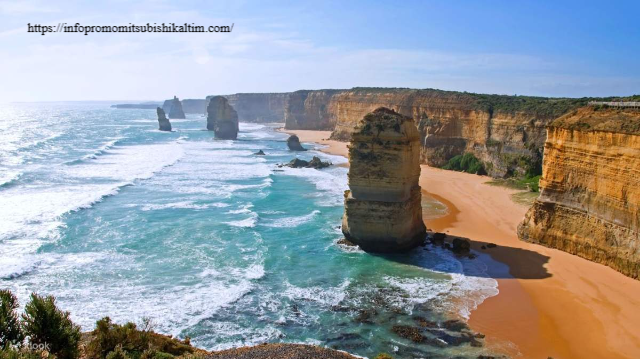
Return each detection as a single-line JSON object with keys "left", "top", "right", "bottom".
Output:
{"left": 22, "top": 294, "right": 81, "bottom": 359}
{"left": 105, "top": 345, "right": 129, "bottom": 359}
{"left": 0, "top": 290, "right": 23, "bottom": 349}
{"left": 374, "top": 354, "right": 394, "bottom": 359}
{"left": 442, "top": 153, "right": 486, "bottom": 175}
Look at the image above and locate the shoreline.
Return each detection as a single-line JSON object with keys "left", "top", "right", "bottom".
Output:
{"left": 283, "top": 128, "right": 640, "bottom": 359}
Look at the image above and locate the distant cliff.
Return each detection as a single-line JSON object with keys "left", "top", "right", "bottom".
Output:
{"left": 181, "top": 99, "right": 207, "bottom": 114}
{"left": 518, "top": 106, "right": 640, "bottom": 278}
{"left": 278, "top": 88, "right": 628, "bottom": 177}
{"left": 111, "top": 102, "right": 161, "bottom": 109}
{"left": 220, "top": 93, "right": 288, "bottom": 122}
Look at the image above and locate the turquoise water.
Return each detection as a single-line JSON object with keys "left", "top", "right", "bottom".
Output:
{"left": 0, "top": 103, "right": 500, "bottom": 358}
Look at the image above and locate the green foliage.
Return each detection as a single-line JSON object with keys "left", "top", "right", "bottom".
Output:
{"left": 0, "top": 346, "right": 50, "bottom": 359}
{"left": 374, "top": 354, "right": 394, "bottom": 359}
{"left": 22, "top": 293, "right": 81, "bottom": 359}
{"left": 521, "top": 175, "right": 541, "bottom": 192}
{"left": 106, "top": 345, "right": 129, "bottom": 359}
{"left": 0, "top": 290, "right": 23, "bottom": 349}
{"left": 87, "top": 317, "right": 193, "bottom": 359}
{"left": 442, "top": 153, "right": 486, "bottom": 175}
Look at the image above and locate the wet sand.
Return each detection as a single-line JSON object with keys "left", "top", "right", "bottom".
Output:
{"left": 284, "top": 129, "right": 640, "bottom": 359}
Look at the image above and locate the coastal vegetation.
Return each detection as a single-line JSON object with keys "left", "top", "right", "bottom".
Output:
{"left": 441, "top": 153, "right": 486, "bottom": 175}
{"left": 0, "top": 290, "right": 200, "bottom": 359}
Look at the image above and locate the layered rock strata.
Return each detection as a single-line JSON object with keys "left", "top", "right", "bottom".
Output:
{"left": 518, "top": 106, "right": 640, "bottom": 278}
{"left": 286, "top": 135, "right": 307, "bottom": 151}
{"left": 342, "top": 107, "right": 426, "bottom": 252}
{"left": 156, "top": 107, "right": 172, "bottom": 131}
{"left": 167, "top": 96, "right": 186, "bottom": 119}
{"left": 207, "top": 96, "right": 239, "bottom": 139}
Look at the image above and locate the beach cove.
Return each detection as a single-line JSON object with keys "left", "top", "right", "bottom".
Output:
{"left": 285, "top": 129, "right": 640, "bottom": 359}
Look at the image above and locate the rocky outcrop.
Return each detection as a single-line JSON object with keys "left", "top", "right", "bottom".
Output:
{"left": 181, "top": 99, "right": 207, "bottom": 114}
{"left": 280, "top": 156, "right": 331, "bottom": 169}
{"left": 286, "top": 135, "right": 307, "bottom": 151}
{"left": 166, "top": 96, "right": 186, "bottom": 119}
{"left": 156, "top": 107, "right": 172, "bottom": 131}
{"left": 223, "top": 93, "right": 288, "bottom": 122}
{"left": 207, "top": 96, "right": 239, "bottom": 139}
{"left": 342, "top": 107, "right": 426, "bottom": 252}
{"left": 518, "top": 106, "right": 640, "bottom": 278}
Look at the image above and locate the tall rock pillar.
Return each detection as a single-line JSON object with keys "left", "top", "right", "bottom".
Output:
{"left": 207, "top": 96, "right": 239, "bottom": 140}
{"left": 342, "top": 107, "right": 426, "bottom": 252}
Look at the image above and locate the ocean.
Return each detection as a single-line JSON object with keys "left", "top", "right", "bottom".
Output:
{"left": 0, "top": 102, "right": 500, "bottom": 358}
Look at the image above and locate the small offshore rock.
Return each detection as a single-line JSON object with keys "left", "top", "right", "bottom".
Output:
{"left": 486, "top": 243, "right": 497, "bottom": 248}
{"left": 391, "top": 325, "right": 424, "bottom": 343}
{"left": 337, "top": 238, "right": 357, "bottom": 247}
{"left": 282, "top": 156, "right": 331, "bottom": 169}
{"left": 254, "top": 150, "right": 266, "bottom": 155}
{"left": 287, "top": 134, "right": 307, "bottom": 151}
{"left": 432, "top": 232, "right": 447, "bottom": 244}
{"left": 156, "top": 107, "right": 172, "bottom": 131}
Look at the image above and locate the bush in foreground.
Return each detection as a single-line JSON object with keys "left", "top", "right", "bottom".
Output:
{"left": 22, "top": 294, "right": 81, "bottom": 359}
{"left": 0, "top": 290, "right": 24, "bottom": 349}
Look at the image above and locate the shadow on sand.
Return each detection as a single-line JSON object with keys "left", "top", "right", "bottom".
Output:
{"left": 374, "top": 233, "right": 552, "bottom": 280}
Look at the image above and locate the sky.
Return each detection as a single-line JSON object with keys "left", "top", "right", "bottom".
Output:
{"left": 0, "top": 0, "right": 638, "bottom": 102}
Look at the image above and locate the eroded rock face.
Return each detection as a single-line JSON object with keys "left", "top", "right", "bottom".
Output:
{"left": 342, "top": 107, "right": 426, "bottom": 252}
{"left": 224, "top": 93, "right": 288, "bottom": 122}
{"left": 167, "top": 96, "right": 186, "bottom": 119}
{"left": 286, "top": 135, "right": 307, "bottom": 151}
{"left": 207, "top": 96, "right": 239, "bottom": 140}
{"left": 518, "top": 106, "right": 640, "bottom": 278}
{"left": 156, "top": 107, "right": 172, "bottom": 131}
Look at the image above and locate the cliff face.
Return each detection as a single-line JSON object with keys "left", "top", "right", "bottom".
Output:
{"left": 284, "top": 90, "right": 343, "bottom": 130}
{"left": 518, "top": 106, "right": 640, "bottom": 278}
{"left": 327, "top": 89, "right": 571, "bottom": 177}
{"left": 222, "top": 93, "right": 288, "bottom": 122}
{"left": 207, "top": 96, "right": 239, "bottom": 139}
{"left": 156, "top": 107, "right": 172, "bottom": 131}
{"left": 342, "top": 108, "right": 426, "bottom": 252}
{"left": 181, "top": 99, "right": 206, "bottom": 114}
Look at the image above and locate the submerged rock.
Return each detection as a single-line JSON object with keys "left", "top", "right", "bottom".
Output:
{"left": 342, "top": 107, "right": 426, "bottom": 252}
{"left": 287, "top": 135, "right": 307, "bottom": 151}
{"left": 452, "top": 238, "right": 471, "bottom": 253}
{"left": 156, "top": 107, "right": 172, "bottom": 131}
{"left": 207, "top": 96, "right": 239, "bottom": 140}
{"left": 280, "top": 156, "right": 331, "bottom": 169}
{"left": 167, "top": 96, "right": 186, "bottom": 119}
{"left": 254, "top": 150, "right": 266, "bottom": 155}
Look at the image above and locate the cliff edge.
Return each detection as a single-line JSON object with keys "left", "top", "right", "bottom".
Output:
{"left": 518, "top": 105, "right": 640, "bottom": 278}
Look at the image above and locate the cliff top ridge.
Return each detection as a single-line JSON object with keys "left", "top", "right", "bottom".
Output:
{"left": 551, "top": 105, "right": 640, "bottom": 134}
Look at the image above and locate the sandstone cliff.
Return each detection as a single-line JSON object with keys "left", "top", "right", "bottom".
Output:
{"left": 156, "top": 107, "right": 172, "bottom": 131}
{"left": 518, "top": 106, "right": 640, "bottom": 278}
{"left": 284, "top": 90, "right": 343, "bottom": 130}
{"left": 342, "top": 108, "right": 426, "bottom": 252}
{"left": 167, "top": 96, "right": 186, "bottom": 119}
{"left": 207, "top": 96, "right": 239, "bottom": 139}
{"left": 223, "top": 93, "right": 288, "bottom": 122}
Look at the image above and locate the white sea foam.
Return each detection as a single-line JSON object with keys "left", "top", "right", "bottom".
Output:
{"left": 262, "top": 210, "right": 320, "bottom": 228}
{"left": 283, "top": 279, "right": 350, "bottom": 307}
{"left": 279, "top": 166, "right": 348, "bottom": 206}
{"left": 140, "top": 201, "right": 227, "bottom": 211}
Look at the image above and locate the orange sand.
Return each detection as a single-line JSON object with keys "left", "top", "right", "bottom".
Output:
{"left": 284, "top": 129, "right": 640, "bottom": 359}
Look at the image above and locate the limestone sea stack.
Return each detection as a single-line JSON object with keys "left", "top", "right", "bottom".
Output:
{"left": 518, "top": 105, "right": 640, "bottom": 278}
{"left": 168, "top": 96, "right": 186, "bottom": 119}
{"left": 286, "top": 135, "right": 307, "bottom": 151}
{"left": 207, "top": 96, "right": 239, "bottom": 139}
{"left": 342, "top": 107, "right": 426, "bottom": 252}
{"left": 156, "top": 107, "right": 172, "bottom": 131}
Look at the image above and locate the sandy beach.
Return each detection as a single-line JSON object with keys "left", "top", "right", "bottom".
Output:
{"left": 285, "top": 129, "right": 640, "bottom": 359}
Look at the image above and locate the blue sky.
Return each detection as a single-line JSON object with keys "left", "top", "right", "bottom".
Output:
{"left": 0, "top": 0, "right": 638, "bottom": 101}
